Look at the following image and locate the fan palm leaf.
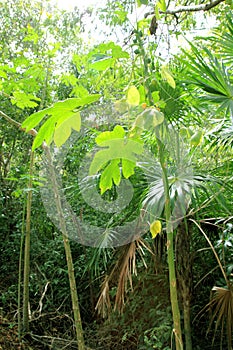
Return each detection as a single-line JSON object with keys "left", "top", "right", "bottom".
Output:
{"left": 182, "top": 43, "right": 233, "bottom": 121}
{"left": 210, "top": 13, "right": 233, "bottom": 65}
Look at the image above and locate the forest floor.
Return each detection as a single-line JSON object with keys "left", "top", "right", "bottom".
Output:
{"left": 0, "top": 315, "right": 26, "bottom": 349}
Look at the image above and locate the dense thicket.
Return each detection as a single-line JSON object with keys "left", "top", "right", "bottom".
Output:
{"left": 0, "top": 0, "right": 232, "bottom": 349}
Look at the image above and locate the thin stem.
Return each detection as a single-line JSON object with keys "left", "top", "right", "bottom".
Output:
{"left": 22, "top": 150, "right": 34, "bottom": 333}
{"left": 2, "top": 111, "right": 85, "bottom": 349}
{"left": 136, "top": 30, "right": 183, "bottom": 349}
{"left": 18, "top": 196, "right": 26, "bottom": 340}
{"left": 45, "top": 148, "right": 85, "bottom": 350}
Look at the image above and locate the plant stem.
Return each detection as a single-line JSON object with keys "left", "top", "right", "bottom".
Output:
{"left": 18, "top": 197, "right": 26, "bottom": 340}
{"left": 22, "top": 150, "right": 34, "bottom": 333}
{"left": 45, "top": 148, "right": 85, "bottom": 350}
{"left": 137, "top": 30, "right": 183, "bottom": 349}
{"left": 2, "top": 111, "right": 85, "bottom": 349}
{"left": 157, "top": 136, "right": 183, "bottom": 350}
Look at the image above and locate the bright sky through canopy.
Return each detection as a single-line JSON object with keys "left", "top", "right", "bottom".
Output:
{"left": 56, "top": 0, "right": 105, "bottom": 10}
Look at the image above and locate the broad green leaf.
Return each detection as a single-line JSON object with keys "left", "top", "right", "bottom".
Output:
{"left": 150, "top": 220, "right": 162, "bottom": 239}
{"left": 90, "top": 58, "right": 115, "bottom": 71}
{"left": 54, "top": 123, "right": 71, "bottom": 148}
{"left": 111, "top": 46, "right": 129, "bottom": 59}
{"left": 11, "top": 91, "right": 41, "bottom": 109}
{"left": 54, "top": 112, "right": 81, "bottom": 147}
{"left": 122, "top": 159, "right": 135, "bottom": 178}
{"left": 71, "top": 85, "right": 89, "bottom": 98}
{"left": 127, "top": 86, "right": 140, "bottom": 106}
{"left": 32, "top": 116, "right": 57, "bottom": 150}
{"left": 138, "top": 85, "right": 146, "bottom": 103}
{"left": 22, "top": 109, "right": 48, "bottom": 131}
{"left": 22, "top": 95, "right": 100, "bottom": 132}
{"left": 96, "top": 125, "right": 125, "bottom": 145}
{"left": 29, "top": 96, "right": 100, "bottom": 150}
{"left": 90, "top": 138, "right": 143, "bottom": 175}
{"left": 99, "top": 159, "right": 121, "bottom": 194}
{"left": 161, "top": 66, "right": 176, "bottom": 89}
{"left": 89, "top": 125, "right": 144, "bottom": 193}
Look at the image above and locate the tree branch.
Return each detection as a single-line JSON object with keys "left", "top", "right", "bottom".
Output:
{"left": 0, "top": 110, "right": 37, "bottom": 137}
{"left": 145, "top": 0, "right": 225, "bottom": 17}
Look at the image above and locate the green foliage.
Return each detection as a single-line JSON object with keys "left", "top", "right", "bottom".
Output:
{"left": 89, "top": 125, "right": 144, "bottom": 194}
{"left": 1, "top": 0, "right": 233, "bottom": 349}
{"left": 182, "top": 43, "right": 233, "bottom": 118}
{"left": 22, "top": 95, "right": 100, "bottom": 149}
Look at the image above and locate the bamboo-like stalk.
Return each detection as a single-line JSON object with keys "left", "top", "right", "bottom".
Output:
{"left": 1, "top": 111, "right": 85, "bottom": 349}
{"left": 22, "top": 150, "right": 34, "bottom": 333}
{"left": 45, "top": 148, "right": 85, "bottom": 350}
{"left": 18, "top": 197, "right": 26, "bottom": 339}
{"left": 157, "top": 136, "right": 183, "bottom": 350}
{"left": 136, "top": 30, "right": 184, "bottom": 349}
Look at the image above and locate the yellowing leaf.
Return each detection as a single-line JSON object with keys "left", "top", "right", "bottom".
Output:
{"left": 127, "top": 86, "right": 140, "bottom": 106}
{"left": 54, "top": 123, "right": 71, "bottom": 148}
{"left": 190, "top": 130, "right": 203, "bottom": 146}
{"left": 150, "top": 220, "right": 162, "bottom": 239}
{"left": 54, "top": 112, "right": 81, "bottom": 147}
{"left": 161, "top": 66, "right": 176, "bottom": 89}
{"left": 135, "top": 107, "right": 164, "bottom": 131}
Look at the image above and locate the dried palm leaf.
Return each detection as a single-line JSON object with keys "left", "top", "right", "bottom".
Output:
{"left": 95, "top": 238, "right": 153, "bottom": 317}
{"left": 95, "top": 275, "right": 112, "bottom": 319}
{"left": 207, "top": 286, "right": 233, "bottom": 350}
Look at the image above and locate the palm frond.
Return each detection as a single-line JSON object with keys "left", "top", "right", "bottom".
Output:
{"left": 207, "top": 286, "right": 233, "bottom": 350}
{"left": 211, "top": 13, "right": 233, "bottom": 65}
{"left": 95, "top": 239, "right": 152, "bottom": 317}
{"left": 182, "top": 42, "right": 233, "bottom": 120}
{"left": 95, "top": 275, "right": 112, "bottom": 318}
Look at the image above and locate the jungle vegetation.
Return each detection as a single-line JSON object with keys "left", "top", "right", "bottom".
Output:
{"left": 0, "top": 0, "right": 233, "bottom": 349}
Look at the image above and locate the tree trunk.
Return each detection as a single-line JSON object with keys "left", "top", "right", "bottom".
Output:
{"left": 45, "top": 148, "right": 85, "bottom": 350}
{"left": 157, "top": 136, "right": 183, "bottom": 350}
{"left": 167, "top": 230, "right": 183, "bottom": 349}
{"left": 136, "top": 32, "right": 184, "bottom": 348}
{"left": 22, "top": 151, "right": 34, "bottom": 333}
{"left": 176, "top": 222, "right": 193, "bottom": 350}
{"left": 183, "top": 298, "right": 192, "bottom": 350}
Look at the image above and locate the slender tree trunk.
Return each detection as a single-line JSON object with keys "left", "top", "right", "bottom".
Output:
{"left": 176, "top": 222, "right": 193, "bottom": 350}
{"left": 18, "top": 198, "right": 26, "bottom": 339}
{"left": 136, "top": 30, "right": 184, "bottom": 349}
{"left": 183, "top": 298, "right": 192, "bottom": 350}
{"left": 157, "top": 136, "right": 183, "bottom": 350}
{"left": 45, "top": 148, "right": 85, "bottom": 350}
{"left": 1, "top": 111, "right": 85, "bottom": 349}
{"left": 22, "top": 150, "right": 34, "bottom": 333}
{"left": 166, "top": 227, "right": 183, "bottom": 349}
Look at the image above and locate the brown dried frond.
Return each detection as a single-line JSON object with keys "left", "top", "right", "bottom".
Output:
{"left": 114, "top": 241, "right": 137, "bottom": 312}
{"left": 207, "top": 286, "right": 233, "bottom": 349}
{"left": 95, "top": 238, "right": 153, "bottom": 317}
{"left": 95, "top": 275, "right": 112, "bottom": 319}
{"left": 114, "top": 238, "right": 152, "bottom": 313}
